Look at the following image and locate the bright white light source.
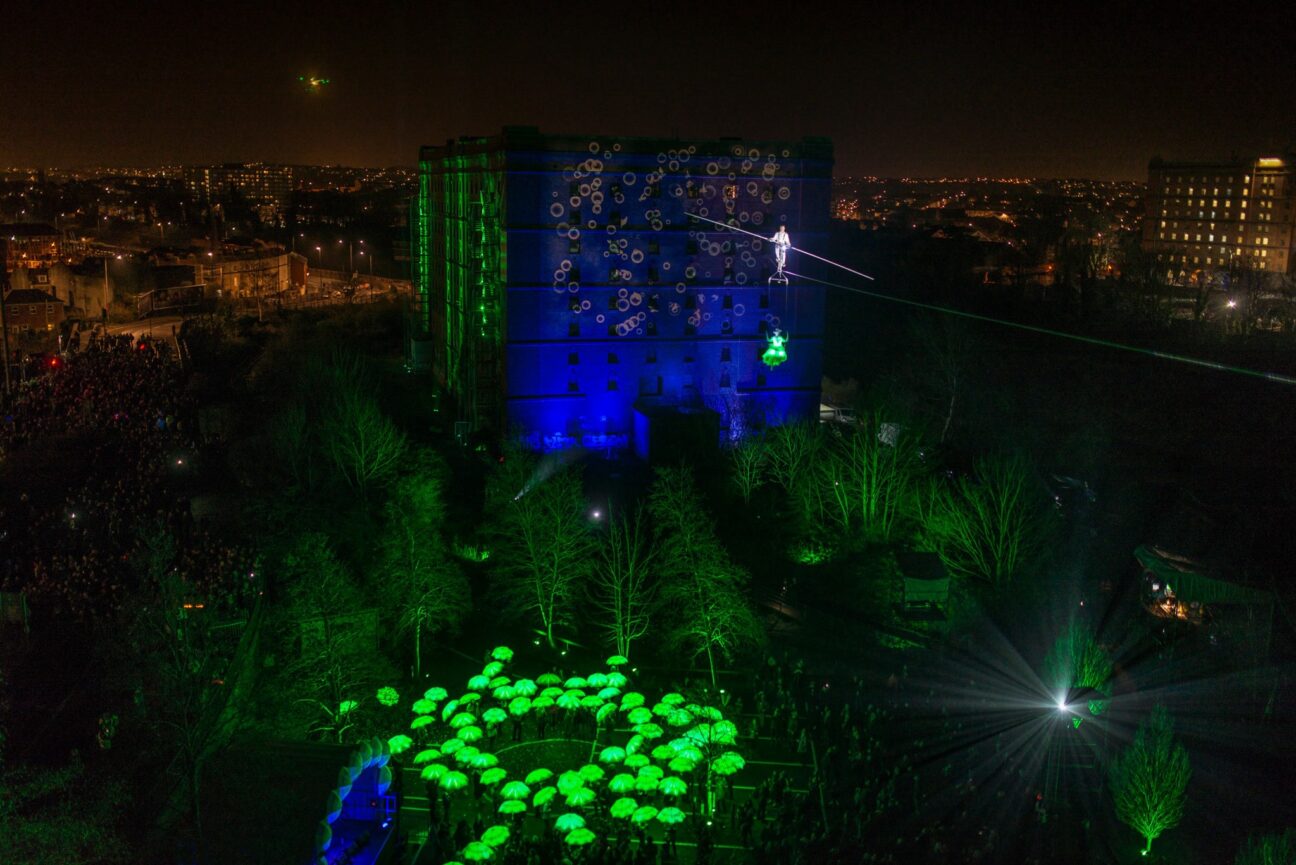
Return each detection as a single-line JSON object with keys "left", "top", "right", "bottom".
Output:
{"left": 1056, "top": 699, "right": 1068, "bottom": 712}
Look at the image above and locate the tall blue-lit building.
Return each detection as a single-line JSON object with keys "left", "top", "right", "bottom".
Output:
{"left": 412, "top": 127, "right": 831, "bottom": 456}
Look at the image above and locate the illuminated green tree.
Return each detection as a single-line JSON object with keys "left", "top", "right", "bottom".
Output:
{"left": 0, "top": 758, "right": 129, "bottom": 865}
{"left": 487, "top": 448, "right": 595, "bottom": 648}
{"left": 764, "top": 421, "right": 819, "bottom": 493}
{"left": 728, "top": 437, "right": 767, "bottom": 504}
{"left": 589, "top": 506, "right": 658, "bottom": 659}
{"left": 379, "top": 454, "right": 470, "bottom": 678}
{"left": 1044, "top": 623, "right": 1113, "bottom": 716}
{"left": 819, "top": 417, "right": 919, "bottom": 542}
{"left": 1108, "top": 706, "right": 1190, "bottom": 857}
{"left": 320, "top": 353, "right": 407, "bottom": 495}
{"left": 1235, "top": 829, "right": 1296, "bottom": 865}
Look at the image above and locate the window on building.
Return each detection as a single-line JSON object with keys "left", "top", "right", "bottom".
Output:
{"left": 723, "top": 294, "right": 733, "bottom": 309}
{"left": 569, "top": 322, "right": 580, "bottom": 336}
{"left": 569, "top": 238, "right": 580, "bottom": 254}
{"left": 756, "top": 372, "right": 767, "bottom": 386}
{"left": 608, "top": 324, "right": 618, "bottom": 336}
{"left": 648, "top": 293, "right": 660, "bottom": 312}
{"left": 568, "top": 380, "right": 579, "bottom": 392}
{"left": 568, "top": 352, "right": 579, "bottom": 365}
{"left": 608, "top": 379, "right": 618, "bottom": 391}
{"left": 646, "top": 351, "right": 657, "bottom": 364}
{"left": 608, "top": 352, "right": 618, "bottom": 364}
{"left": 648, "top": 238, "right": 659, "bottom": 254}
{"left": 720, "top": 372, "right": 731, "bottom": 388}
{"left": 646, "top": 321, "right": 657, "bottom": 336}
{"left": 721, "top": 346, "right": 731, "bottom": 361}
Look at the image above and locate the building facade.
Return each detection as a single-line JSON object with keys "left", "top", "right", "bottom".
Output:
{"left": 1, "top": 223, "right": 61, "bottom": 271}
{"left": 412, "top": 127, "right": 832, "bottom": 452}
{"left": 1142, "top": 156, "right": 1295, "bottom": 279}
{"left": 183, "top": 163, "right": 294, "bottom": 209}
{"left": 2, "top": 288, "right": 65, "bottom": 336}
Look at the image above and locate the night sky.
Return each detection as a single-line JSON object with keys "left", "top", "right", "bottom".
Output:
{"left": 3, "top": 0, "right": 1292, "bottom": 178}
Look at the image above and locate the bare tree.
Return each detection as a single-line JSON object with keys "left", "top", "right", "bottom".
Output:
{"left": 728, "top": 437, "right": 767, "bottom": 505}
{"left": 321, "top": 354, "right": 406, "bottom": 495}
{"left": 819, "top": 418, "right": 919, "bottom": 542}
{"left": 764, "top": 422, "right": 819, "bottom": 493}
{"left": 589, "top": 506, "right": 658, "bottom": 659}
{"left": 1108, "top": 707, "right": 1190, "bottom": 857}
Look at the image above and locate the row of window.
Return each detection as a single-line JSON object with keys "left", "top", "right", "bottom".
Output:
{"left": 565, "top": 372, "right": 766, "bottom": 394}
{"left": 567, "top": 346, "right": 741, "bottom": 366}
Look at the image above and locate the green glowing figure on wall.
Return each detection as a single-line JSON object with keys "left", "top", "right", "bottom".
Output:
{"left": 762, "top": 330, "right": 788, "bottom": 368}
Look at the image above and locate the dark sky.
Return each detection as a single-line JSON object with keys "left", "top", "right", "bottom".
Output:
{"left": 3, "top": 1, "right": 1292, "bottom": 179}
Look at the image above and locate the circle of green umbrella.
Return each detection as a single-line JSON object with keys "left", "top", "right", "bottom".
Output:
{"left": 565, "top": 827, "right": 597, "bottom": 847}
{"left": 424, "top": 686, "right": 448, "bottom": 702}
{"left": 564, "top": 676, "right": 587, "bottom": 689}
{"left": 513, "top": 678, "right": 537, "bottom": 697}
{"left": 610, "top": 796, "right": 638, "bottom": 819}
{"left": 652, "top": 744, "right": 677, "bottom": 761}
{"left": 453, "top": 746, "right": 480, "bottom": 765}
{"left": 668, "top": 757, "right": 696, "bottom": 773}
{"left": 482, "top": 707, "right": 508, "bottom": 725}
{"left": 607, "top": 672, "right": 628, "bottom": 688}
{"left": 441, "top": 737, "right": 466, "bottom": 754}
{"left": 462, "top": 840, "right": 493, "bottom": 861}
{"left": 660, "top": 693, "right": 685, "bottom": 706}
{"left": 482, "top": 824, "right": 510, "bottom": 847}
{"left": 387, "top": 734, "right": 413, "bottom": 755}
{"left": 411, "top": 715, "right": 435, "bottom": 731}
{"left": 556, "top": 771, "right": 585, "bottom": 796}
{"left": 536, "top": 673, "right": 561, "bottom": 686}
{"left": 587, "top": 673, "right": 609, "bottom": 688}
{"left": 620, "top": 692, "right": 646, "bottom": 710}
{"left": 467, "top": 675, "right": 490, "bottom": 692}
{"left": 492, "top": 685, "right": 516, "bottom": 701}
{"left": 451, "top": 710, "right": 480, "bottom": 729}
{"left": 532, "top": 786, "right": 557, "bottom": 807}
{"left": 488, "top": 675, "right": 510, "bottom": 689}
{"left": 659, "top": 776, "right": 687, "bottom": 797}
{"left": 412, "top": 698, "right": 437, "bottom": 715}
{"left": 524, "top": 768, "right": 553, "bottom": 786}
{"left": 413, "top": 748, "right": 442, "bottom": 765}
{"left": 637, "top": 764, "right": 663, "bottom": 780}
{"left": 471, "top": 753, "right": 500, "bottom": 771}
{"left": 623, "top": 753, "right": 650, "bottom": 769}
{"left": 634, "top": 723, "right": 664, "bottom": 740}
{"left": 501, "top": 781, "right": 531, "bottom": 800}
{"left": 554, "top": 812, "right": 586, "bottom": 832}
{"left": 565, "top": 786, "right": 597, "bottom": 808}
{"left": 459, "top": 725, "right": 484, "bottom": 743}
{"left": 539, "top": 686, "right": 564, "bottom": 699}
{"left": 577, "top": 763, "right": 605, "bottom": 783}
{"left": 508, "top": 696, "right": 532, "bottom": 716}
{"left": 627, "top": 707, "right": 653, "bottom": 725}
{"left": 490, "top": 646, "right": 514, "bottom": 662}
{"left": 483, "top": 662, "right": 505, "bottom": 679}
{"left": 599, "top": 746, "right": 626, "bottom": 764}
{"left": 608, "top": 773, "right": 636, "bottom": 794}
{"left": 606, "top": 654, "right": 629, "bottom": 667}
{"left": 595, "top": 703, "right": 617, "bottom": 724}
{"left": 498, "top": 799, "right": 527, "bottom": 815}
{"left": 420, "top": 763, "right": 450, "bottom": 782}
{"left": 531, "top": 695, "right": 555, "bottom": 710}
{"left": 479, "top": 767, "right": 507, "bottom": 786}
{"left": 633, "top": 775, "right": 658, "bottom": 793}
{"left": 656, "top": 806, "right": 686, "bottom": 826}
{"left": 556, "top": 692, "right": 582, "bottom": 710}
{"left": 439, "top": 770, "right": 470, "bottom": 791}
{"left": 631, "top": 805, "right": 659, "bottom": 824}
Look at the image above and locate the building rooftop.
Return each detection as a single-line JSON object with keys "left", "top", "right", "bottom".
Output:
{"left": 4, "top": 287, "right": 61, "bottom": 304}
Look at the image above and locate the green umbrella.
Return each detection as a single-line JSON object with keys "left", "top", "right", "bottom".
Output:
{"left": 657, "top": 806, "right": 686, "bottom": 825}
{"left": 660, "top": 693, "right": 685, "bottom": 706}
{"left": 580, "top": 694, "right": 605, "bottom": 710}
{"left": 596, "top": 703, "right": 617, "bottom": 724}
{"left": 540, "top": 686, "right": 564, "bottom": 699}
{"left": 462, "top": 840, "right": 493, "bottom": 861}
{"left": 459, "top": 725, "right": 484, "bottom": 743}
{"left": 631, "top": 805, "right": 658, "bottom": 824}
{"left": 467, "top": 675, "right": 490, "bottom": 691}
{"left": 668, "top": 757, "right": 696, "bottom": 773}
{"left": 492, "top": 685, "right": 516, "bottom": 701}
{"left": 653, "top": 744, "right": 677, "bottom": 761}
{"left": 453, "top": 746, "right": 481, "bottom": 765}
{"left": 633, "top": 775, "right": 658, "bottom": 793}
{"left": 564, "top": 677, "right": 587, "bottom": 689}
{"left": 624, "top": 734, "right": 645, "bottom": 755}
{"left": 566, "top": 787, "right": 597, "bottom": 807}
{"left": 627, "top": 707, "right": 653, "bottom": 725}
{"left": 450, "top": 712, "right": 477, "bottom": 729}
{"left": 599, "top": 746, "right": 626, "bottom": 764}
{"left": 606, "top": 654, "right": 629, "bottom": 667}
{"left": 554, "top": 812, "right": 586, "bottom": 832}
{"left": 695, "top": 705, "right": 724, "bottom": 721}
{"left": 685, "top": 724, "right": 713, "bottom": 745}
{"left": 675, "top": 745, "right": 704, "bottom": 763}
{"left": 420, "top": 763, "right": 449, "bottom": 782}
{"left": 483, "top": 662, "right": 505, "bottom": 679}
{"left": 387, "top": 734, "right": 412, "bottom": 755}
{"left": 490, "top": 646, "right": 514, "bottom": 662}
{"left": 473, "top": 753, "right": 501, "bottom": 771}
{"left": 442, "top": 700, "right": 462, "bottom": 722}
{"left": 413, "top": 748, "right": 442, "bottom": 765}
{"left": 412, "top": 698, "right": 437, "bottom": 715}
{"left": 717, "top": 751, "right": 745, "bottom": 771}
{"left": 439, "top": 770, "right": 470, "bottom": 791}
{"left": 557, "top": 693, "right": 582, "bottom": 710}
{"left": 424, "top": 686, "right": 448, "bottom": 702}
{"left": 524, "top": 768, "right": 553, "bottom": 786}
{"left": 712, "top": 720, "right": 739, "bottom": 744}
{"left": 536, "top": 673, "right": 562, "bottom": 686}
{"left": 508, "top": 697, "right": 532, "bottom": 716}
{"left": 651, "top": 702, "right": 671, "bottom": 717}
{"left": 441, "top": 737, "right": 466, "bottom": 754}
{"left": 637, "top": 765, "right": 663, "bottom": 780}
{"left": 587, "top": 673, "right": 609, "bottom": 688}
{"left": 623, "top": 754, "right": 649, "bottom": 769}
{"left": 659, "top": 776, "right": 687, "bottom": 796}
{"left": 610, "top": 796, "right": 638, "bottom": 819}
{"left": 667, "top": 709, "right": 693, "bottom": 727}
{"left": 556, "top": 771, "right": 585, "bottom": 796}
{"left": 501, "top": 781, "right": 531, "bottom": 800}
{"left": 498, "top": 799, "right": 527, "bottom": 815}
{"left": 458, "top": 692, "right": 481, "bottom": 705}
{"left": 411, "top": 715, "right": 435, "bottom": 731}
{"left": 634, "top": 723, "right": 663, "bottom": 740}
{"left": 488, "top": 675, "right": 510, "bottom": 689}
{"left": 597, "top": 686, "right": 621, "bottom": 701}
{"left": 482, "top": 824, "right": 510, "bottom": 847}
{"left": 606, "top": 672, "right": 628, "bottom": 688}
{"left": 608, "top": 773, "right": 636, "bottom": 794}
{"left": 531, "top": 695, "right": 555, "bottom": 709}
{"left": 480, "top": 767, "right": 507, "bottom": 786}
{"left": 578, "top": 763, "right": 605, "bottom": 783}
{"left": 482, "top": 707, "right": 508, "bottom": 725}
{"left": 513, "top": 678, "right": 537, "bottom": 697}
{"left": 565, "top": 828, "right": 597, "bottom": 846}
{"left": 620, "top": 692, "right": 645, "bottom": 710}
{"left": 712, "top": 754, "right": 743, "bottom": 776}
{"left": 532, "top": 786, "right": 557, "bottom": 808}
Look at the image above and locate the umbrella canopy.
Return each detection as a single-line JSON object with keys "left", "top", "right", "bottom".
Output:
{"left": 565, "top": 787, "right": 597, "bottom": 807}
{"left": 633, "top": 775, "right": 658, "bottom": 793}
{"left": 668, "top": 757, "right": 697, "bottom": 774}
{"left": 387, "top": 735, "right": 413, "bottom": 755}
{"left": 488, "top": 675, "right": 511, "bottom": 689}
{"left": 659, "top": 776, "right": 687, "bottom": 797}
{"left": 498, "top": 799, "right": 527, "bottom": 815}
{"left": 610, "top": 796, "right": 638, "bottom": 819}
{"left": 599, "top": 746, "right": 627, "bottom": 764}
{"left": 657, "top": 806, "right": 686, "bottom": 825}
{"left": 675, "top": 745, "right": 704, "bottom": 763}
{"left": 539, "top": 686, "right": 564, "bottom": 699}
{"left": 450, "top": 712, "right": 477, "bottom": 729}
{"left": 606, "top": 672, "right": 628, "bottom": 688}
{"left": 490, "top": 646, "right": 514, "bottom": 662}
{"left": 459, "top": 725, "right": 484, "bottom": 743}
{"left": 627, "top": 707, "right": 653, "bottom": 725}
{"left": 620, "top": 692, "right": 646, "bottom": 710}
{"left": 623, "top": 754, "right": 649, "bottom": 769}
{"left": 712, "top": 720, "right": 739, "bottom": 744}
{"left": 712, "top": 755, "right": 744, "bottom": 776}
{"left": 652, "top": 744, "right": 677, "bottom": 761}
{"left": 578, "top": 764, "right": 605, "bottom": 783}
{"left": 439, "top": 770, "right": 470, "bottom": 791}
{"left": 587, "top": 673, "right": 609, "bottom": 688}
{"left": 597, "top": 686, "right": 621, "bottom": 700}
{"left": 467, "top": 675, "right": 491, "bottom": 691}
{"left": 596, "top": 703, "right": 617, "bottom": 724}
{"left": 453, "top": 746, "right": 481, "bottom": 765}
{"left": 508, "top": 697, "right": 532, "bottom": 716}
{"left": 667, "top": 709, "right": 694, "bottom": 727}
{"left": 564, "top": 676, "right": 587, "bottom": 689}
{"left": 411, "top": 715, "right": 435, "bottom": 731}
{"left": 695, "top": 705, "right": 724, "bottom": 721}
{"left": 424, "top": 686, "right": 448, "bottom": 702}
{"left": 580, "top": 694, "right": 605, "bottom": 710}
{"left": 606, "top": 654, "right": 629, "bottom": 666}
{"left": 660, "top": 693, "right": 686, "bottom": 706}
{"left": 479, "top": 767, "right": 507, "bottom": 786}
{"left": 524, "top": 768, "right": 554, "bottom": 786}
{"left": 501, "top": 781, "right": 531, "bottom": 800}
{"left": 413, "top": 748, "right": 442, "bottom": 765}
{"left": 608, "top": 773, "right": 636, "bottom": 794}
{"left": 472, "top": 753, "right": 500, "bottom": 770}
{"left": 441, "top": 737, "right": 466, "bottom": 754}
{"left": 634, "top": 723, "right": 664, "bottom": 740}
{"left": 556, "top": 771, "right": 585, "bottom": 796}
{"left": 458, "top": 693, "right": 481, "bottom": 705}
{"left": 532, "top": 786, "right": 557, "bottom": 808}
{"left": 482, "top": 825, "right": 510, "bottom": 847}
{"left": 565, "top": 828, "right": 597, "bottom": 847}
{"left": 631, "top": 805, "right": 659, "bottom": 824}
{"left": 531, "top": 696, "right": 555, "bottom": 710}
{"left": 624, "top": 734, "right": 645, "bottom": 755}
{"left": 442, "top": 700, "right": 462, "bottom": 722}
{"left": 482, "top": 707, "right": 508, "bottom": 725}
{"left": 651, "top": 702, "right": 671, "bottom": 717}
{"left": 412, "top": 698, "right": 437, "bottom": 715}
{"left": 513, "top": 678, "right": 537, "bottom": 697}
{"left": 637, "top": 765, "right": 663, "bottom": 780}
{"left": 556, "top": 693, "right": 582, "bottom": 710}
{"left": 536, "top": 673, "right": 562, "bottom": 686}
{"left": 492, "top": 685, "right": 516, "bottom": 701}
{"left": 420, "top": 763, "right": 449, "bottom": 782}
{"left": 483, "top": 662, "right": 505, "bottom": 678}
{"left": 554, "top": 812, "right": 586, "bottom": 832}
{"left": 462, "top": 840, "right": 493, "bottom": 861}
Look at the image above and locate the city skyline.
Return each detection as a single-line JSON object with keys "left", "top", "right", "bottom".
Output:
{"left": 3, "top": 1, "right": 1292, "bottom": 179}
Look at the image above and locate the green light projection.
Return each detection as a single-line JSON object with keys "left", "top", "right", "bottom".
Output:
{"left": 762, "top": 331, "right": 788, "bottom": 367}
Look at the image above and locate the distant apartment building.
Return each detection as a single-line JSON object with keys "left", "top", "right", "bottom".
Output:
{"left": 1142, "top": 156, "right": 1294, "bottom": 278}
{"left": 1, "top": 223, "right": 61, "bottom": 271}
{"left": 183, "top": 163, "right": 294, "bottom": 209}
{"left": 2, "top": 287, "right": 65, "bottom": 336}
